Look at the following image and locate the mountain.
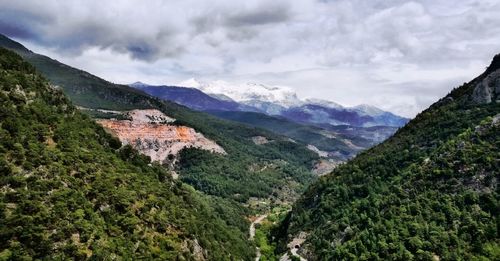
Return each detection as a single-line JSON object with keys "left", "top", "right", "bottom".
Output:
{"left": 0, "top": 48, "right": 255, "bottom": 259}
{"left": 353, "top": 104, "right": 409, "bottom": 127}
{"left": 134, "top": 82, "right": 368, "bottom": 160}
{"left": 275, "top": 55, "right": 500, "bottom": 259}
{"left": 181, "top": 79, "right": 303, "bottom": 110}
{"left": 0, "top": 34, "right": 320, "bottom": 206}
{"left": 304, "top": 98, "right": 344, "bottom": 110}
{"left": 178, "top": 78, "right": 409, "bottom": 127}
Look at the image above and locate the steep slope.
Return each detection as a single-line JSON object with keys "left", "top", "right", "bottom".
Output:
{"left": 0, "top": 35, "right": 152, "bottom": 110}
{"left": 276, "top": 55, "right": 500, "bottom": 260}
{"left": 0, "top": 34, "right": 318, "bottom": 204}
{"left": 0, "top": 48, "right": 254, "bottom": 259}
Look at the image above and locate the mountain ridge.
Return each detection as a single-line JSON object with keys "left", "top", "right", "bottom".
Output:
{"left": 131, "top": 80, "right": 409, "bottom": 128}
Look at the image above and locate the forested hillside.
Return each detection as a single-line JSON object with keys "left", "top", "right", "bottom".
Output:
{"left": 276, "top": 55, "right": 500, "bottom": 260}
{"left": 0, "top": 48, "right": 257, "bottom": 259}
{"left": 0, "top": 34, "right": 318, "bottom": 204}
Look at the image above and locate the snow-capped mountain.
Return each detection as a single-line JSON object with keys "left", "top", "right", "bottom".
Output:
{"left": 179, "top": 78, "right": 303, "bottom": 109}
{"left": 134, "top": 79, "right": 408, "bottom": 127}
{"left": 176, "top": 78, "right": 408, "bottom": 127}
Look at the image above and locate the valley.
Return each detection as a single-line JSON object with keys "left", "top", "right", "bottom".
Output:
{"left": 0, "top": 2, "right": 498, "bottom": 258}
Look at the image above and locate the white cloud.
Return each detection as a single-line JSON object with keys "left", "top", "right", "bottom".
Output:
{"left": 1, "top": 0, "right": 499, "bottom": 117}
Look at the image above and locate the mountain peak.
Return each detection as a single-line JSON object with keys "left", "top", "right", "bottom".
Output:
{"left": 178, "top": 79, "right": 302, "bottom": 107}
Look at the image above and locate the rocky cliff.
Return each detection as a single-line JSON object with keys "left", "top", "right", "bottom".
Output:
{"left": 97, "top": 109, "right": 225, "bottom": 164}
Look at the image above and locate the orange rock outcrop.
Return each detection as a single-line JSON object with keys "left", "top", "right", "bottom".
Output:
{"left": 97, "top": 109, "right": 225, "bottom": 164}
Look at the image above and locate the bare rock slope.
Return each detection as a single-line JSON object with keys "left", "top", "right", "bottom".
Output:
{"left": 98, "top": 109, "right": 225, "bottom": 164}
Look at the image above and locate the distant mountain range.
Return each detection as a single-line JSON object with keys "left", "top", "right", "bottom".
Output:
{"left": 131, "top": 80, "right": 408, "bottom": 128}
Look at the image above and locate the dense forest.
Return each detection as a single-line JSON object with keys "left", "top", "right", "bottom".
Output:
{"left": 275, "top": 55, "right": 500, "bottom": 260}
{"left": 0, "top": 48, "right": 259, "bottom": 259}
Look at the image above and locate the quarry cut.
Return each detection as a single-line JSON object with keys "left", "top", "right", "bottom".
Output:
{"left": 97, "top": 109, "right": 225, "bottom": 164}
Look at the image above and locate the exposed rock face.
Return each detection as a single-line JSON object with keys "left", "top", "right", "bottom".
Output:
{"left": 97, "top": 109, "right": 225, "bottom": 164}
{"left": 472, "top": 69, "right": 500, "bottom": 104}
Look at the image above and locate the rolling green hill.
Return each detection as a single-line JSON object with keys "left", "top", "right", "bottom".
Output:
{"left": 0, "top": 48, "right": 256, "bottom": 259}
{"left": 0, "top": 34, "right": 319, "bottom": 204}
{"left": 275, "top": 55, "right": 500, "bottom": 260}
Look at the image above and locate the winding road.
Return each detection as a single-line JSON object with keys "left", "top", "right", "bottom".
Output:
{"left": 249, "top": 214, "right": 268, "bottom": 261}
{"left": 249, "top": 214, "right": 268, "bottom": 240}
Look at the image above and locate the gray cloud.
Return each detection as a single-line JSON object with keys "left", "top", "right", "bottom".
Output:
{"left": 0, "top": 0, "right": 499, "bottom": 116}
{"left": 224, "top": 3, "right": 291, "bottom": 27}
{"left": 0, "top": 0, "right": 191, "bottom": 60}
{"left": 0, "top": 8, "right": 50, "bottom": 40}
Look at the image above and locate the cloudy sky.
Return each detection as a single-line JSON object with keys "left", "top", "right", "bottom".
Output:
{"left": 1, "top": 0, "right": 499, "bottom": 117}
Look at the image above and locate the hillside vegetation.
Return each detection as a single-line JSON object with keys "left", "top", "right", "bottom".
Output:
{"left": 0, "top": 48, "right": 258, "bottom": 260}
{"left": 276, "top": 55, "right": 500, "bottom": 260}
